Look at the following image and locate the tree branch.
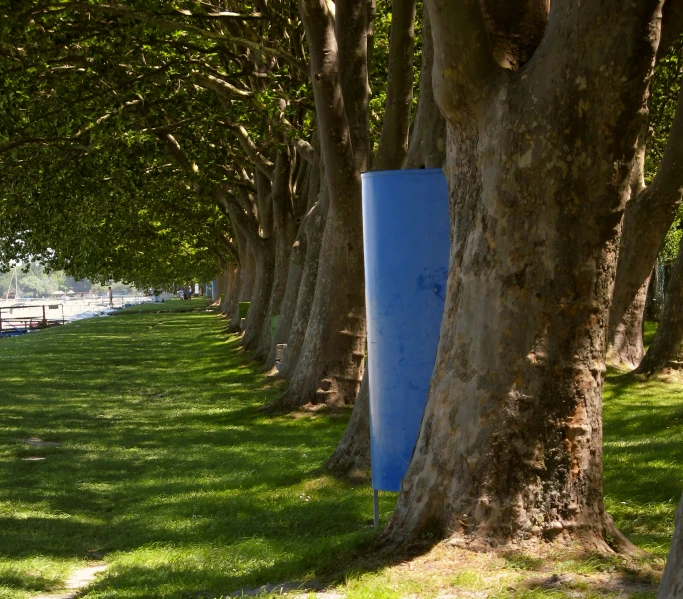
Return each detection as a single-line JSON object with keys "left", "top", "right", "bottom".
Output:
{"left": 227, "top": 124, "right": 275, "bottom": 180}
{"left": 425, "top": 0, "right": 501, "bottom": 119}
{"left": 0, "top": 137, "right": 91, "bottom": 154}
{"left": 276, "top": 113, "right": 317, "bottom": 163}
{"left": 297, "top": 0, "right": 360, "bottom": 213}
{"left": 43, "top": 3, "right": 309, "bottom": 76}
{"left": 214, "top": 188, "right": 261, "bottom": 247}
{"left": 292, "top": 138, "right": 316, "bottom": 164}
{"left": 174, "top": 9, "right": 264, "bottom": 20}
{"left": 373, "top": 0, "right": 416, "bottom": 170}
{"left": 610, "top": 83, "right": 683, "bottom": 335}
{"left": 648, "top": 81, "right": 683, "bottom": 202}
{"left": 659, "top": 0, "right": 683, "bottom": 59}
{"left": 193, "top": 72, "right": 254, "bottom": 99}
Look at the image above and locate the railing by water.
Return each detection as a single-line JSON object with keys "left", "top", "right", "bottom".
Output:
{"left": 0, "top": 295, "right": 154, "bottom": 337}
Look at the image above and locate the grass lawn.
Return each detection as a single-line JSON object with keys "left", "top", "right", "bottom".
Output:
{"left": 0, "top": 305, "right": 680, "bottom": 598}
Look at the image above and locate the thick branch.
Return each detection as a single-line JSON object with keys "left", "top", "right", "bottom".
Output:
{"left": 44, "top": 3, "right": 309, "bottom": 75}
{"left": 217, "top": 233, "right": 240, "bottom": 264}
{"left": 276, "top": 114, "right": 317, "bottom": 164}
{"left": 336, "top": 0, "right": 371, "bottom": 172}
{"left": 648, "top": 81, "right": 683, "bottom": 203}
{"left": 373, "top": 0, "right": 416, "bottom": 170}
{"left": 425, "top": 0, "right": 500, "bottom": 119}
{"left": 403, "top": 3, "right": 446, "bottom": 169}
{"left": 610, "top": 82, "right": 683, "bottom": 336}
{"left": 659, "top": 0, "right": 683, "bottom": 59}
{"left": 482, "top": 0, "right": 550, "bottom": 68}
{"left": 228, "top": 124, "right": 275, "bottom": 180}
{"left": 298, "top": 0, "right": 359, "bottom": 212}
{"left": 215, "top": 188, "right": 261, "bottom": 247}
{"left": 193, "top": 72, "right": 254, "bottom": 99}
{"left": 174, "top": 9, "right": 264, "bottom": 20}
{"left": 292, "top": 138, "right": 316, "bottom": 164}
{"left": 157, "top": 133, "right": 201, "bottom": 180}
{"left": 0, "top": 136, "right": 85, "bottom": 154}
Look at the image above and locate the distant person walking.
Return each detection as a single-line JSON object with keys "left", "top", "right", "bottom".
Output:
{"left": 108, "top": 286, "right": 113, "bottom": 306}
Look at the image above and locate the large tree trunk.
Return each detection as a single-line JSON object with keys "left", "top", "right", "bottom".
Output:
{"left": 265, "top": 150, "right": 322, "bottom": 371}
{"left": 242, "top": 237, "right": 275, "bottom": 352}
{"left": 403, "top": 5, "right": 447, "bottom": 170}
{"left": 278, "top": 202, "right": 366, "bottom": 406}
{"left": 214, "top": 270, "right": 227, "bottom": 305}
{"left": 220, "top": 266, "right": 236, "bottom": 309}
{"left": 226, "top": 266, "right": 236, "bottom": 303}
{"left": 608, "top": 83, "right": 683, "bottom": 353}
{"left": 384, "top": 0, "right": 659, "bottom": 550}
{"left": 224, "top": 265, "right": 241, "bottom": 325}
{"left": 277, "top": 0, "right": 370, "bottom": 408}
{"left": 254, "top": 152, "right": 297, "bottom": 361}
{"left": 607, "top": 274, "right": 651, "bottom": 369}
{"left": 637, "top": 237, "right": 683, "bottom": 374}
{"left": 324, "top": 366, "right": 371, "bottom": 476}
{"left": 226, "top": 228, "right": 255, "bottom": 332}
{"left": 327, "top": 0, "right": 425, "bottom": 473}
{"left": 372, "top": 0, "right": 417, "bottom": 171}
{"left": 278, "top": 178, "right": 329, "bottom": 379}
{"left": 265, "top": 242, "right": 304, "bottom": 367}
{"left": 657, "top": 493, "right": 683, "bottom": 599}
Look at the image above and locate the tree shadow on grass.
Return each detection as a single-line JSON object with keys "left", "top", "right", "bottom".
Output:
{"left": 0, "top": 306, "right": 674, "bottom": 598}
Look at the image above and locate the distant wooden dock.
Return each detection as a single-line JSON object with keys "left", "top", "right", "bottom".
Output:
{"left": 0, "top": 295, "right": 154, "bottom": 337}
{"left": 0, "top": 303, "right": 64, "bottom": 337}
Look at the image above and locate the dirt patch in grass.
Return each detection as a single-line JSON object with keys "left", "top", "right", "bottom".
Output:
{"left": 291, "top": 542, "right": 664, "bottom": 599}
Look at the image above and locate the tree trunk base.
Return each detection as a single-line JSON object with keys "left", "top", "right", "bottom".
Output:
{"left": 257, "top": 387, "right": 313, "bottom": 413}
{"left": 604, "top": 513, "right": 648, "bottom": 557}
{"left": 637, "top": 359, "right": 683, "bottom": 376}
{"left": 657, "top": 493, "right": 683, "bottom": 599}
{"left": 607, "top": 275, "right": 650, "bottom": 370}
{"left": 323, "top": 369, "right": 371, "bottom": 480}
{"left": 379, "top": 512, "right": 646, "bottom": 558}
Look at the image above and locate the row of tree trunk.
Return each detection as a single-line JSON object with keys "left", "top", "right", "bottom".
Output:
{"left": 205, "top": 1, "right": 683, "bottom": 593}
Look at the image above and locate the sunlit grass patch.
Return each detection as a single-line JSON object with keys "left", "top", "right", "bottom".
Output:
{"left": 0, "top": 557, "right": 77, "bottom": 598}
{"left": 603, "top": 356, "right": 683, "bottom": 558}
{"left": 449, "top": 569, "right": 484, "bottom": 588}
{"left": 0, "top": 301, "right": 376, "bottom": 598}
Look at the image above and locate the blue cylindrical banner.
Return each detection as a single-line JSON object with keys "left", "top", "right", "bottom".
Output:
{"left": 362, "top": 168, "right": 450, "bottom": 492}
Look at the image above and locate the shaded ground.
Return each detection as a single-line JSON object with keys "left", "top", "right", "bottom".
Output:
{"left": 0, "top": 305, "right": 679, "bottom": 598}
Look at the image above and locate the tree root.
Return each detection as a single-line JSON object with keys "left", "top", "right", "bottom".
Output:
{"left": 604, "top": 513, "right": 649, "bottom": 557}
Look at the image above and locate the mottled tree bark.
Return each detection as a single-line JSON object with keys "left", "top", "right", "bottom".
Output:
{"left": 242, "top": 236, "right": 275, "bottom": 352}
{"left": 226, "top": 266, "right": 236, "bottom": 302}
{"left": 225, "top": 230, "right": 254, "bottom": 332}
{"left": 278, "top": 176, "right": 329, "bottom": 379}
{"left": 608, "top": 133, "right": 649, "bottom": 368}
{"left": 324, "top": 367, "right": 371, "bottom": 476}
{"left": 609, "top": 83, "right": 683, "bottom": 365}
{"left": 219, "top": 194, "right": 264, "bottom": 338}
{"left": 657, "top": 493, "right": 683, "bottom": 599}
{"left": 403, "top": 6, "right": 446, "bottom": 170}
{"left": 607, "top": 274, "right": 651, "bottom": 369}
{"left": 215, "top": 269, "right": 227, "bottom": 307}
{"left": 254, "top": 151, "right": 297, "bottom": 360}
{"left": 372, "top": 0, "right": 417, "bottom": 171}
{"left": 277, "top": 0, "right": 370, "bottom": 408}
{"left": 637, "top": 236, "right": 683, "bottom": 374}
{"left": 385, "top": 0, "right": 659, "bottom": 550}
{"left": 265, "top": 149, "right": 321, "bottom": 371}
{"left": 223, "top": 266, "right": 239, "bottom": 320}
